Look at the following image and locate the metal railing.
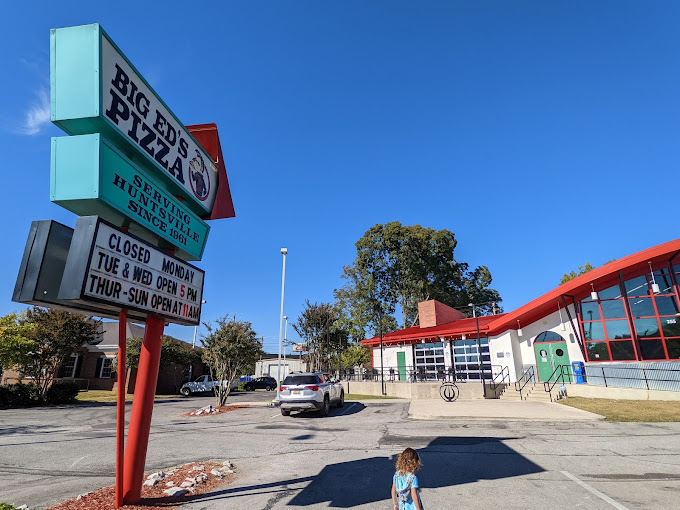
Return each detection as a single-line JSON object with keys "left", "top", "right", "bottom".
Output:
{"left": 514, "top": 366, "right": 535, "bottom": 400}
{"left": 489, "top": 365, "right": 510, "bottom": 393}
{"left": 583, "top": 362, "right": 680, "bottom": 391}
{"left": 542, "top": 365, "right": 574, "bottom": 401}
{"left": 335, "top": 366, "right": 483, "bottom": 384}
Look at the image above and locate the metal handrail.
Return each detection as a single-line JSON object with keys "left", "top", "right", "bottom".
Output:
{"left": 489, "top": 365, "right": 510, "bottom": 392}
{"left": 543, "top": 365, "right": 573, "bottom": 400}
{"left": 514, "top": 366, "right": 535, "bottom": 399}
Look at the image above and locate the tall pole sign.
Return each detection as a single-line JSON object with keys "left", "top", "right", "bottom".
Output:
{"left": 12, "top": 22, "right": 236, "bottom": 507}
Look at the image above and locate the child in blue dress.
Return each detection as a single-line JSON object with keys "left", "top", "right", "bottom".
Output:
{"left": 391, "top": 447, "right": 423, "bottom": 510}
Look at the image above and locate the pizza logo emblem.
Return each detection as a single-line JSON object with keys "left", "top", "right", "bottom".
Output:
{"left": 189, "top": 150, "right": 210, "bottom": 201}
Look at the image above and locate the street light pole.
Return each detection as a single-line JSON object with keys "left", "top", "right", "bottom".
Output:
{"left": 283, "top": 315, "right": 288, "bottom": 373}
{"left": 469, "top": 303, "right": 485, "bottom": 398}
{"left": 189, "top": 300, "right": 207, "bottom": 382}
{"left": 192, "top": 300, "right": 208, "bottom": 349}
{"left": 276, "top": 248, "right": 288, "bottom": 402}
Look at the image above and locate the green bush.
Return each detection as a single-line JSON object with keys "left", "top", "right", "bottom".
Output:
{"left": 45, "top": 382, "right": 80, "bottom": 404}
{"left": 0, "top": 383, "right": 41, "bottom": 408}
{"left": 0, "top": 503, "right": 22, "bottom": 510}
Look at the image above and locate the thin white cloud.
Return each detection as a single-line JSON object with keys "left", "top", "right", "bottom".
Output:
{"left": 21, "top": 88, "right": 50, "bottom": 135}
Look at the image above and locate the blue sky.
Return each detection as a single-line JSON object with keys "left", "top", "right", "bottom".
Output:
{"left": 2, "top": 1, "right": 679, "bottom": 353}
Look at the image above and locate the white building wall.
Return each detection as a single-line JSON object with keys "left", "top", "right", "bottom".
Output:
{"left": 373, "top": 345, "right": 414, "bottom": 370}
{"left": 488, "top": 331, "right": 519, "bottom": 383}
{"left": 255, "top": 358, "right": 306, "bottom": 381}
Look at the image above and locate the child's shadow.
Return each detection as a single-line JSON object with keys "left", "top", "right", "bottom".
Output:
{"left": 288, "top": 435, "right": 545, "bottom": 507}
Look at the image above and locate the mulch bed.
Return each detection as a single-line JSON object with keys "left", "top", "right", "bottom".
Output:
{"left": 179, "top": 405, "right": 247, "bottom": 417}
{"left": 47, "top": 462, "right": 234, "bottom": 510}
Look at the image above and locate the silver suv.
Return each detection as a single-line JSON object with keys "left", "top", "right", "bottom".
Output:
{"left": 279, "top": 372, "right": 344, "bottom": 416}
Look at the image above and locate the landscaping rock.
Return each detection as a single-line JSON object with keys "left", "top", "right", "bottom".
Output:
{"left": 165, "top": 481, "right": 176, "bottom": 487}
{"left": 211, "top": 468, "right": 223, "bottom": 478}
{"left": 143, "top": 478, "right": 158, "bottom": 486}
{"left": 163, "top": 487, "right": 189, "bottom": 497}
{"left": 192, "top": 464, "right": 206, "bottom": 471}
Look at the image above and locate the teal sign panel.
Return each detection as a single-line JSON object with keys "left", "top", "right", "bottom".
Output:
{"left": 50, "top": 24, "right": 218, "bottom": 217}
{"left": 51, "top": 134, "right": 210, "bottom": 261}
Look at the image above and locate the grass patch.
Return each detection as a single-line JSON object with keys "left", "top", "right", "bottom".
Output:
{"left": 75, "top": 390, "right": 178, "bottom": 403}
{"left": 558, "top": 396, "right": 680, "bottom": 422}
{"left": 345, "top": 393, "right": 401, "bottom": 400}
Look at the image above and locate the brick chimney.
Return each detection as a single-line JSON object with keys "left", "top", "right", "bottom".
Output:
{"left": 418, "top": 300, "right": 466, "bottom": 328}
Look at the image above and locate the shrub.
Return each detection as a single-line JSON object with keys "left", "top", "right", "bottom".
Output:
{"left": 0, "top": 383, "right": 41, "bottom": 408}
{"left": 45, "top": 382, "right": 80, "bottom": 404}
{"left": 0, "top": 503, "right": 22, "bottom": 510}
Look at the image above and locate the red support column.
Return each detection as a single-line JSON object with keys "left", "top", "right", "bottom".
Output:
{"left": 115, "top": 309, "right": 127, "bottom": 508}
{"left": 122, "top": 316, "right": 165, "bottom": 504}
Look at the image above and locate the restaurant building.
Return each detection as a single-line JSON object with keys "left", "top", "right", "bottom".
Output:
{"left": 362, "top": 238, "right": 680, "bottom": 384}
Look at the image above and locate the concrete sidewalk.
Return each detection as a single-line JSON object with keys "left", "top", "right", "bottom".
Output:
{"left": 408, "top": 398, "right": 604, "bottom": 421}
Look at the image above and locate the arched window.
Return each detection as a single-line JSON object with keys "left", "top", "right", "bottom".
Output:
{"left": 534, "top": 331, "right": 565, "bottom": 343}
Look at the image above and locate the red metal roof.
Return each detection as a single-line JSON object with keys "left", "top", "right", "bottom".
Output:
{"left": 362, "top": 237, "right": 680, "bottom": 346}
{"left": 486, "top": 238, "right": 680, "bottom": 335}
{"left": 362, "top": 314, "right": 505, "bottom": 347}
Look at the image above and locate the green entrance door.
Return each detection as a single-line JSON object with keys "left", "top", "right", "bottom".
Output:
{"left": 534, "top": 341, "right": 571, "bottom": 382}
{"left": 397, "top": 352, "right": 407, "bottom": 381}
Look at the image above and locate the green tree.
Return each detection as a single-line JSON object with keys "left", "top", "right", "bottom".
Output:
{"left": 0, "top": 312, "right": 36, "bottom": 375}
{"left": 2, "top": 308, "right": 99, "bottom": 400}
{"left": 293, "top": 301, "right": 350, "bottom": 372}
{"left": 120, "top": 336, "right": 202, "bottom": 393}
{"left": 334, "top": 222, "right": 502, "bottom": 336}
{"left": 201, "top": 316, "right": 263, "bottom": 406}
{"left": 338, "top": 342, "right": 371, "bottom": 369}
{"left": 560, "top": 262, "right": 596, "bottom": 284}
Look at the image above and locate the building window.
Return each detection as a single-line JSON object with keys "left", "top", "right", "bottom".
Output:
{"left": 95, "top": 357, "right": 114, "bottom": 378}
{"left": 413, "top": 342, "right": 445, "bottom": 379}
{"left": 451, "top": 338, "right": 490, "bottom": 380}
{"left": 580, "top": 263, "right": 680, "bottom": 362}
{"left": 60, "top": 354, "right": 79, "bottom": 378}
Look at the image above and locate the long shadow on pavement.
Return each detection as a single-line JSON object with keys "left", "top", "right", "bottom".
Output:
{"left": 187, "top": 435, "right": 544, "bottom": 508}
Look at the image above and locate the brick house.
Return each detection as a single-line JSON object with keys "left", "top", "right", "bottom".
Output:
{"left": 1, "top": 321, "right": 208, "bottom": 395}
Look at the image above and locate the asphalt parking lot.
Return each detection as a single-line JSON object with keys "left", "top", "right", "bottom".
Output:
{"left": 1, "top": 394, "right": 680, "bottom": 509}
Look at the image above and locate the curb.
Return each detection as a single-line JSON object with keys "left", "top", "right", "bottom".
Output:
{"left": 408, "top": 413, "right": 606, "bottom": 422}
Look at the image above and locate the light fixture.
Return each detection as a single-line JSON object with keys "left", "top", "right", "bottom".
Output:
{"left": 517, "top": 320, "right": 523, "bottom": 337}
{"left": 461, "top": 334, "right": 466, "bottom": 340}
{"left": 590, "top": 283, "right": 598, "bottom": 301}
{"left": 558, "top": 301, "right": 566, "bottom": 331}
{"left": 421, "top": 339, "right": 425, "bottom": 344}
{"left": 649, "top": 261, "right": 660, "bottom": 294}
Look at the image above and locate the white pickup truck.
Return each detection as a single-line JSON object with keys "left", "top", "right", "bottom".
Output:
{"left": 180, "top": 375, "right": 236, "bottom": 396}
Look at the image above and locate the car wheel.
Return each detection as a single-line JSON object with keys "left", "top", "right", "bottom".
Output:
{"left": 180, "top": 387, "right": 190, "bottom": 396}
{"left": 265, "top": 385, "right": 272, "bottom": 391}
{"left": 319, "top": 396, "right": 330, "bottom": 417}
{"left": 336, "top": 391, "right": 344, "bottom": 408}
{"left": 281, "top": 408, "right": 290, "bottom": 416}
{"left": 245, "top": 385, "right": 252, "bottom": 392}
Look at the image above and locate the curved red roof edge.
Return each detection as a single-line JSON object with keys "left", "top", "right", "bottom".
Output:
{"left": 362, "top": 238, "right": 680, "bottom": 346}
{"left": 486, "top": 238, "right": 680, "bottom": 335}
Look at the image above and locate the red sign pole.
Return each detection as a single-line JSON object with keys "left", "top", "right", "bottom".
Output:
{"left": 122, "top": 316, "right": 165, "bottom": 504}
{"left": 115, "top": 308, "right": 128, "bottom": 508}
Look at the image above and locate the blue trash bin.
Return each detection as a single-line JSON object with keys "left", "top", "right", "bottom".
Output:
{"left": 571, "top": 361, "right": 586, "bottom": 384}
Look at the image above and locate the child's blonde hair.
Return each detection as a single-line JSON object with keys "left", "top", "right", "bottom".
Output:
{"left": 396, "top": 447, "right": 422, "bottom": 475}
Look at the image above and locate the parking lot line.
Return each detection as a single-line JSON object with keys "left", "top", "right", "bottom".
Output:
{"left": 561, "top": 470, "right": 630, "bottom": 510}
